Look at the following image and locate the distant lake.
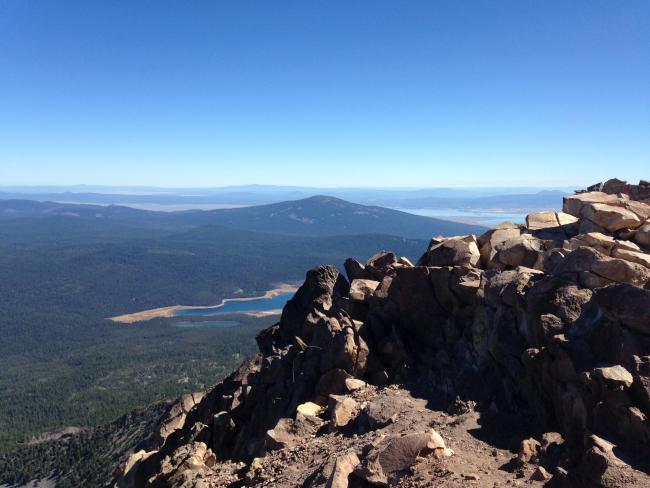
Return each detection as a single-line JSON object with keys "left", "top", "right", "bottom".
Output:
{"left": 176, "top": 291, "right": 294, "bottom": 317}
{"left": 174, "top": 320, "right": 241, "bottom": 329}
{"left": 397, "top": 208, "right": 527, "bottom": 227}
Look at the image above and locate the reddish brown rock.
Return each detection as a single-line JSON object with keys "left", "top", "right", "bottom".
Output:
{"left": 326, "top": 451, "right": 361, "bottom": 488}
{"left": 419, "top": 235, "right": 480, "bottom": 267}
{"left": 478, "top": 222, "right": 522, "bottom": 265}
{"left": 517, "top": 437, "right": 541, "bottom": 464}
{"left": 582, "top": 203, "right": 642, "bottom": 232}
{"left": 327, "top": 395, "right": 358, "bottom": 429}
{"left": 354, "top": 431, "right": 452, "bottom": 486}
{"left": 349, "top": 279, "right": 380, "bottom": 302}
{"left": 563, "top": 191, "right": 622, "bottom": 217}
{"left": 634, "top": 221, "right": 650, "bottom": 248}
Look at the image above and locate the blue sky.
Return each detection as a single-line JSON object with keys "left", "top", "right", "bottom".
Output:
{"left": 0, "top": 1, "right": 648, "bottom": 187}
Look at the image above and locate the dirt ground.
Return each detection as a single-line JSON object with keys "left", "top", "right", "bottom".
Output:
{"left": 201, "top": 385, "right": 549, "bottom": 487}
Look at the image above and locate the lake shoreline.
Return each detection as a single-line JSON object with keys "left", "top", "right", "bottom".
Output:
{"left": 108, "top": 283, "right": 297, "bottom": 324}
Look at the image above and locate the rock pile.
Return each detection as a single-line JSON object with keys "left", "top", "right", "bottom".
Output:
{"left": 116, "top": 178, "right": 650, "bottom": 487}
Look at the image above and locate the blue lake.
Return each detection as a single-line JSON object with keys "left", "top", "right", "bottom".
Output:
{"left": 174, "top": 320, "right": 241, "bottom": 329}
{"left": 175, "top": 291, "right": 294, "bottom": 317}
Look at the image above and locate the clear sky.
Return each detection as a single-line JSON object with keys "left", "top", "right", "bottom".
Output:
{"left": 0, "top": 1, "right": 648, "bottom": 187}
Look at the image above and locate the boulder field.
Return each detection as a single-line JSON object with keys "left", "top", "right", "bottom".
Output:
{"left": 116, "top": 178, "right": 650, "bottom": 487}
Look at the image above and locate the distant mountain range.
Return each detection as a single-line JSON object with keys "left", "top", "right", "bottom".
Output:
{"left": 0, "top": 184, "right": 571, "bottom": 211}
{"left": 0, "top": 195, "right": 485, "bottom": 240}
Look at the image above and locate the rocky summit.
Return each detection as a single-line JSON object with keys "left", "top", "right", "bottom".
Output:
{"left": 115, "top": 178, "right": 650, "bottom": 488}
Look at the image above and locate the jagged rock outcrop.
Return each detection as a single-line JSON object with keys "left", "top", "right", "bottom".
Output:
{"left": 117, "top": 178, "right": 650, "bottom": 488}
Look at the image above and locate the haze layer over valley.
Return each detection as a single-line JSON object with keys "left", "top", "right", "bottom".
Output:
{"left": 0, "top": 185, "right": 569, "bottom": 227}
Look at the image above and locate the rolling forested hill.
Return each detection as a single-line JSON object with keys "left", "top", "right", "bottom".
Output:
{"left": 0, "top": 195, "right": 485, "bottom": 239}
{"left": 190, "top": 195, "right": 486, "bottom": 237}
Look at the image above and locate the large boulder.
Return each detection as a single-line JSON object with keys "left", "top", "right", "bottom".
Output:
{"left": 327, "top": 395, "right": 358, "bottom": 429}
{"left": 114, "top": 450, "right": 158, "bottom": 488}
{"left": 611, "top": 248, "right": 650, "bottom": 269}
{"left": 326, "top": 451, "right": 361, "bottom": 488}
{"left": 581, "top": 203, "right": 643, "bottom": 232}
{"left": 349, "top": 279, "right": 380, "bottom": 302}
{"left": 553, "top": 247, "right": 650, "bottom": 289}
{"left": 563, "top": 191, "right": 623, "bottom": 218}
{"left": 593, "top": 365, "right": 634, "bottom": 389}
{"left": 279, "top": 265, "right": 350, "bottom": 342}
{"left": 147, "top": 442, "right": 217, "bottom": 488}
{"left": 590, "top": 255, "right": 650, "bottom": 287}
{"left": 625, "top": 200, "right": 650, "bottom": 221}
{"left": 489, "top": 234, "right": 545, "bottom": 270}
{"left": 354, "top": 431, "right": 452, "bottom": 486}
{"left": 156, "top": 392, "right": 205, "bottom": 445}
{"left": 526, "top": 211, "right": 559, "bottom": 231}
{"left": 365, "top": 252, "right": 397, "bottom": 280}
{"left": 565, "top": 233, "right": 638, "bottom": 256}
{"left": 344, "top": 258, "right": 370, "bottom": 282}
{"left": 478, "top": 222, "right": 522, "bottom": 266}
{"left": 594, "top": 285, "right": 650, "bottom": 334}
{"left": 383, "top": 267, "right": 448, "bottom": 356}
{"left": 318, "top": 322, "right": 369, "bottom": 377}
{"left": 569, "top": 435, "right": 650, "bottom": 487}
{"left": 418, "top": 235, "right": 480, "bottom": 267}
{"left": 564, "top": 234, "right": 603, "bottom": 257}
{"left": 526, "top": 211, "right": 579, "bottom": 238}
{"left": 634, "top": 221, "right": 650, "bottom": 248}
{"left": 265, "top": 414, "right": 323, "bottom": 451}
{"left": 602, "top": 178, "right": 631, "bottom": 195}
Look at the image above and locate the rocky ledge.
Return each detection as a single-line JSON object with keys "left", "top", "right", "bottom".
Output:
{"left": 116, "top": 178, "right": 650, "bottom": 488}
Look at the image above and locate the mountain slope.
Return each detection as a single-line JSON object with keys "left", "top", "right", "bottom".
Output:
{"left": 0, "top": 196, "right": 485, "bottom": 240}
{"left": 196, "top": 195, "right": 485, "bottom": 239}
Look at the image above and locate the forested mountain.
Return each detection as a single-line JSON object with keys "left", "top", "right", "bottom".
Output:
{"left": 192, "top": 195, "right": 485, "bottom": 238}
{"left": 0, "top": 195, "right": 485, "bottom": 239}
